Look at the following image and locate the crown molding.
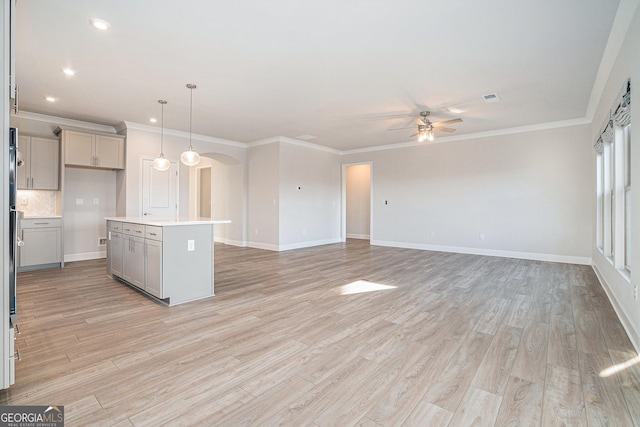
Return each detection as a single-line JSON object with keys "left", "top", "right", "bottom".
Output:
{"left": 247, "top": 136, "right": 342, "bottom": 155}
{"left": 12, "top": 111, "right": 118, "bottom": 133}
{"left": 342, "top": 117, "right": 591, "bottom": 155}
{"left": 121, "top": 121, "right": 246, "bottom": 148}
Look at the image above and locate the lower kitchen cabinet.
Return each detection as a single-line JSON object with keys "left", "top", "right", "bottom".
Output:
{"left": 122, "top": 235, "right": 145, "bottom": 289}
{"left": 18, "top": 217, "right": 63, "bottom": 271}
{"left": 144, "top": 238, "right": 162, "bottom": 298}
{"left": 109, "top": 231, "right": 123, "bottom": 277}
{"left": 106, "top": 218, "right": 222, "bottom": 306}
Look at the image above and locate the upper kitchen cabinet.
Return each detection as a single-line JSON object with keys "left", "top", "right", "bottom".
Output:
{"left": 17, "top": 135, "right": 59, "bottom": 190}
{"left": 56, "top": 127, "right": 125, "bottom": 170}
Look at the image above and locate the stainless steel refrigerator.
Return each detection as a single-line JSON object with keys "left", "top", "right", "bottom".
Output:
{"left": 9, "top": 127, "right": 20, "bottom": 324}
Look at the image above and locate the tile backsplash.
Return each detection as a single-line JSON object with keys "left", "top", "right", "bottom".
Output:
{"left": 16, "top": 190, "right": 58, "bottom": 216}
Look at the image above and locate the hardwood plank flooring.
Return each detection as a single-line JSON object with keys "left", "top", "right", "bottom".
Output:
{"left": 1, "top": 240, "right": 638, "bottom": 426}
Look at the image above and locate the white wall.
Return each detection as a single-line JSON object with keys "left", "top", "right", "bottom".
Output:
{"left": 187, "top": 156, "right": 244, "bottom": 244}
{"left": 63, "top": 168, "right": 116, "bottom": 260}
{"left": 122, "top": 124, "right": 247, "bottom": 246}
{"left": 346, "top": 164, "right": 371, "bottom": 239}
{"left": 342, "top": 124, "right": 593, "bottom": 264}
{"left": 278, "top": 142, "right": 341, "bottom": 249}
{"left": 247, "top": 143, "right": 280, "bottom": 249}
{"left": 591, "top": 3, "right": 640, "bottom": 351}
{"left": 120, "top": 127, "right": 191, "bottom": 217}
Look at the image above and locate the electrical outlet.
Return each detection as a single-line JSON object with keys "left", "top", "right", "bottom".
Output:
{"left": 479, "top": 233, "right": 485, "bottom": 240}
{"left": 188, "top": 240, "right": 195, "bottom": 251}
{"left": 99, "top": 238, "right": 107, "bottom": 245}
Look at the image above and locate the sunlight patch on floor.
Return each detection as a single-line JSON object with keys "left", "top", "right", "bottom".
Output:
{"left": 339, "top": 280, "right": 396, "bottom": 295}
{"left": 600, "top": 354, "right": 640, "bottom": 377}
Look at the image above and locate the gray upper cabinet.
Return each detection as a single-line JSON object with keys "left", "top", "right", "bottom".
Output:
{"left": 59, "top": 129, "right": 125, "bottom": 170}
{"left": 17, "top": 135, "right": 60, "bottom": 190}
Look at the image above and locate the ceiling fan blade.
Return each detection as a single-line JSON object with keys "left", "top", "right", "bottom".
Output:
{"left": 387, "top": 126, "right": 415, "bottom": 131}
{"left": 435, "top": 127, "right": 456, "bottom": 133}
{"left": 358, "top": 111, "right": 414, "bottom": 120}
{"left": 432, "top": 118, "right": 463, "bottom": 127}
{"left": 409, "top": 132, "right": 419, "bottom": 137}
{"left": 414, "top": 118, "right": 425, "bottom": 126}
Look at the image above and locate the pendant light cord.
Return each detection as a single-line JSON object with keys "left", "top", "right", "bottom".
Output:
{"left": 160, "top": 101, "right": 165, "bottom": 155}
{"left": 189, "top": 86, "right": 194, "bottom": 150}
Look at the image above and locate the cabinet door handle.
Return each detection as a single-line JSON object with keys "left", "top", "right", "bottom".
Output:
{"left": 149, "top": 232, "right": 156, "bottom": 236}
{"left": 95, "top": 156, "right": 99, "bottom": 166}
{"left": 135, "top": 230, "right": 142, "bottom": 234}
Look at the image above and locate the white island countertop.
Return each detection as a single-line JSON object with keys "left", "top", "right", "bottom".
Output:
{"left": 105, "top": 217, "right": 231, "bottom": 227}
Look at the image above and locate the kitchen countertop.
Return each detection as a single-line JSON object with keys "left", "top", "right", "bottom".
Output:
{"left": 105, "top": 217, "right": 231, "bottom": 227}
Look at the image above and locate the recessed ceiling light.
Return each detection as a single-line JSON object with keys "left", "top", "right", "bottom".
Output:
{"left": 62, "top": 68, "right": 75, "bottom": 76}
{"left": 90, "top": 18, "right": 111, "bottom": 31}
{"left": 45, "top": 96, "right": 57, "bottom": 102}
{"left": 149, "top": 118, "right": 157, "bottom": 123}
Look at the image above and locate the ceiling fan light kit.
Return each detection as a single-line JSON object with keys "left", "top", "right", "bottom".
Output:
{"left": 181, "top": 83, "right": 201, "bottom": 167}
{"left": 406, "top": 111, "right": 462, "bottom": 143}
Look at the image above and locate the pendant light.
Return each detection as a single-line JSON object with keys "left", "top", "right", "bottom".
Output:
{"left": 180, "top": 83, "right": 200, "bottom": 166}
{"left": 152, "top": 100, "right": 171, "bottom": 171}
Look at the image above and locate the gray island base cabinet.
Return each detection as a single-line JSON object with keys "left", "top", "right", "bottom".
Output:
{"left": 106, "top": 218, "right": 229, "bottom": 306}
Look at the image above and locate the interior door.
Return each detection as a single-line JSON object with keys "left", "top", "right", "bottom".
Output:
{"left": 142, "top": 159, "right": 178, "bottom": 217}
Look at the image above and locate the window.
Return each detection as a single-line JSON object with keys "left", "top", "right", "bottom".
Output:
{"left": 595, "top": 79, "right": 631, "bottom": 276}
{"left": 623, "top": 124, "right": 631, "bottom": 271}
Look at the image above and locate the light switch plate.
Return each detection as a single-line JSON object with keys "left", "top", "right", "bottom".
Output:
{"left": 188, "top": 240, "right": 195, "bottom": 251}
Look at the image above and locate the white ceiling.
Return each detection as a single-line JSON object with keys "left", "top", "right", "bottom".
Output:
{"left": 15, "top": 0, "right": 620, "bottom": 151}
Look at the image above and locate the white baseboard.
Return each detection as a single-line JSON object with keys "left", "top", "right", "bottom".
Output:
{"left": 370, "top": 240, "right": 592, "bottom": 265}
{"left": 247, "top": 237, "right": 342, "bottom": 252}
{"left": 64, "top": 251, "right": 106, "bottom": 262}
{"left": 346, "top": 233, "right": 370, "bottom": 240}
{"left": 592, "top": 263, "right": 640, "bottom": 354}
{"left": 247, "top": 241, "right": 280, "bottom": 251}
{"left": 222, "top": 239, "right": 246, "bottom": 247}
{"left": 278, "top": 238, "right": 342, "bottom": 252}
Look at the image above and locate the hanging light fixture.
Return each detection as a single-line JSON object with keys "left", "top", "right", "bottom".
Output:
{"left": 152, "top": 100, "right": 171, "bottom": 171}
{"left": 180, "top": 83, "right": 200, "bottom": 166}
{"left": 425, "top": 125, "right": 434, "bottom": 142}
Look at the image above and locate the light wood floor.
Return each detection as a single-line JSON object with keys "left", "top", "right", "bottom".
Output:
{"left": 1, "top": 240, "right": 639, "bottom": 426}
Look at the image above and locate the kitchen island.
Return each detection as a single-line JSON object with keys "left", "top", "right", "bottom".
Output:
{"left": 105, "top": 217, "right": 230, "bottom": 305}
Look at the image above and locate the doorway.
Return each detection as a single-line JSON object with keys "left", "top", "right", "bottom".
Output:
{"left": 197, "top": 166, "right": 212, "bottom": 218}
{"left": 342, "top": 163, "right": 372, "bottom": 242}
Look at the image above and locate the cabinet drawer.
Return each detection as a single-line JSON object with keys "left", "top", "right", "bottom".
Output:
{"left": 108, "top": 221, "right": 122, "bottom": 232}
{"left": 145, "top": 226, "right": 163, "bottom": 241}
{"left": 121, "top": 223, "right": 145, "bottom": 236}
{"left": 21, "top": 218, "right": 62, "bottom": 229}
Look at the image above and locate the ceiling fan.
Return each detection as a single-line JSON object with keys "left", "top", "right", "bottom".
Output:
{"left": 389, "top": 111, "right": 462, "bottom": 142}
